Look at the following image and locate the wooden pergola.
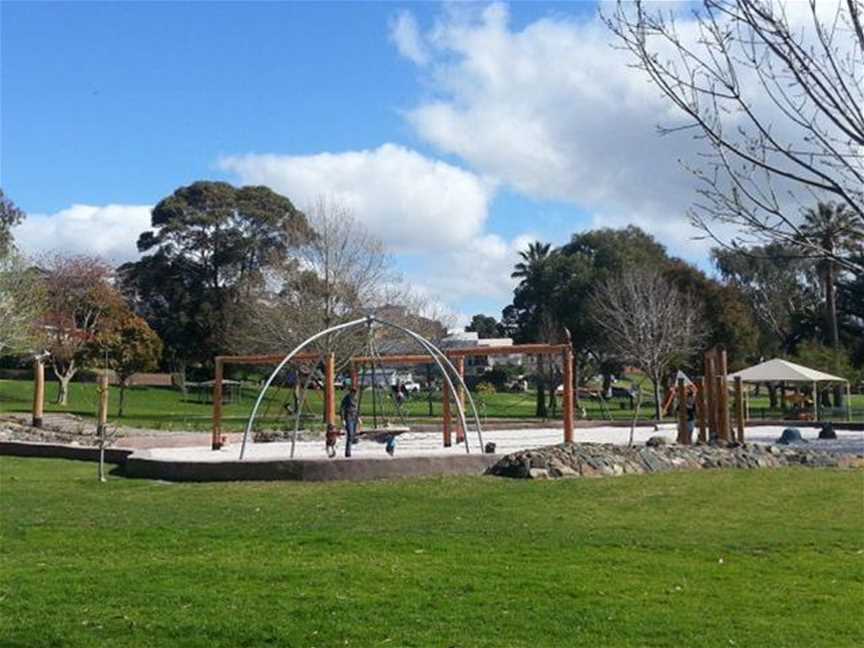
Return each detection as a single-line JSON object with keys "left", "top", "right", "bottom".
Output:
{"left": 212, "top": 342, "right": 575, "bottom": 451}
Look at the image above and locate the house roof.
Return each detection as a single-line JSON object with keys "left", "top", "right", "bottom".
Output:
{"left": 728, "top": 358, "right": 847, "bottom": 383}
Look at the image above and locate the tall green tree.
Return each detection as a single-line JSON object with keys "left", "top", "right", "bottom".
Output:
{"left": 797, "top": 202, "right": 864, "bottom": 353}
{"left": 509, "top": 241, "right": 561, "bottom": 417}
{"left": 120, "top": 181, "right": 313, "bottom": 371}
{"left": 664, "top": 260, "right": 759, "bottom": 371}
{"left": 713, "top": 244, "right": 821, "bottom": 358}
{"left": 90, "top": 313, "right": 163, "bottom": 417}
{"left": 466, "top": 314, "right": 501, "bottom": 339}
{"left": 0, "top": 253, "right": 46, "bottom": 356}
{"left": 0, "top": 189, "right": 25, "bottom": 258}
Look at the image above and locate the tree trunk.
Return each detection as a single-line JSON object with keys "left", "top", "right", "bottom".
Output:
{"left": 768, "top": 382, "right": 778, "bottom": 409}
{"left": 826, "top": 262, "right": 839, "bottom": 350}
{"left": 536, "top": 356, "right": 548, "bottom": 418}
{"left": 118, "top": 380, "right": 127, "bottom": 418}
{"left": 52, "top": 363, "right": 76, "bottom": 406}
{"left": 825, "top": 262, "right": 845, "bottom": 408}
{"left": 574, "top": 362, "right": 581, "bottom": 412}
{"left": 175, "top": 358, "right": 187, "bottom": 395}
{"left": 652, "top": 378, "right": 662, "bottom": 421}
{"left": 602, "top": 373, "right": 613, "bottom": 398}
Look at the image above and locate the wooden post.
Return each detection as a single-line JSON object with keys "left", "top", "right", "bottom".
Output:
{"left": 350, "top": 360, "right": 359, "bottom": 390}
{"left": 442, "top": 377, "right": 452, "bottom": 447}
{"left": 325, "top": 353, "right": 336, "bottom": 427}
{"left": 780, "top": 381, "right": 787, "bottom": 414}
{"left": 704, "top": 350, "right": 717, "bottom": 440}
{"left": 562, "top": 345, "right": 574, "bottom": 443}
{"left": 718, "top": 349, "right": 730, "bottom": 441}
{"left": 97, "top": 372, "right": 109, "bottom": 482}
{"left": 455, "top": 356, "right": 465, "bottom": 444}
{"left": 97, "top": 372, "right": 109, "bottom": 430}
{"left": 32, "top": 357, "right": 45, "bottom": 428}
{"left": 212, "top": 357, "right": 224, "bottom": 450}
{"left": 813, "top": 382, "right": 819, "bottom": 423}
{"left": 696, "top": 376, "right": 707, "bottom": 444}
{"left": 676, "top": 377, "right": 689, "bottom": 444}
{"left": 716, "top": 375, "right": 730, "bottom": 441}
{"left": 734, "top": 377, "right": 745, "bottom": 444}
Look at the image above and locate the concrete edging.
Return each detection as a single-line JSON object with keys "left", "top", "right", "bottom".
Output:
{"left": 0, "top": 440, "right": 133, "bottom": 464}
{"left": 124, "top": 451, "right": 499, "bottom": 482}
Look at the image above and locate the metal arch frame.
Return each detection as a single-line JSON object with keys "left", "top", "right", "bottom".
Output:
{"left": 240, "top": 316, "right": 484, "bottom": 460}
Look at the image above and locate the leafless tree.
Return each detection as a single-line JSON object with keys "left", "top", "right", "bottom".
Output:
{"left": 591, "top": 269, "right": 704, "bottom": 420}
{"left": 230, "top": 197, "right": 458, "bottom": 378}
{"left": 0, "top": 253, "right": 46, "bottom": 356}
{"left": 606, "top": 0, "right": 864, "bottom": 272}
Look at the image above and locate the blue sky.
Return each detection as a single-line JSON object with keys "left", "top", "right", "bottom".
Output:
{"left": 2, "top": 1, "right": 710, "bottom": 322}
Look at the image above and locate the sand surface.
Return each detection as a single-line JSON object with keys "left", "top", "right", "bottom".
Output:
{"left": 136, "top": 424, "right": 864, "bottom": 463}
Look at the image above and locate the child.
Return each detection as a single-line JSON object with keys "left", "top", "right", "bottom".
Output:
{"left": 325, "top": 423, "right": 342, "bottom": 458}
{"left": 385, "top": 434, "right": 397, "bottom": 457}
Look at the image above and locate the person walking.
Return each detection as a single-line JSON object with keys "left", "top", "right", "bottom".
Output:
{"left": 340, "top": 387, "right": 359, "bottom": 458}
{"left": 686, "top": 394, "right": 696, "bottom": 443}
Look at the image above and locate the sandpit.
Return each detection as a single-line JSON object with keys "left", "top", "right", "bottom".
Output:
{"left": 121, "top": 424, "right": 863, "bottom": 482}
{"left": 138, "top": 424, "right": 864, "bottom": 463}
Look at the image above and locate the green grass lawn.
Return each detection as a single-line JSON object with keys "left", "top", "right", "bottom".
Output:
{"left": 2, "top": 377, "right": 863, "bottom": 432}
{"left": 0, "top": 458, "right": 862, "bottom": 647}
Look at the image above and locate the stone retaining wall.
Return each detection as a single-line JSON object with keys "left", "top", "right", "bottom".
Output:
{"left": 487, "top": 442, "right": 864, "bottom": 479}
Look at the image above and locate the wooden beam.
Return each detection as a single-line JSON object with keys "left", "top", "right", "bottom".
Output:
{"left": 351, "top": 344, "right": 569, "bottom": 366}
{"left": 734, "top": 376, "right": 745, "bottom": 444}
{"left": 455, "top": 356, "right": 465, "bottom": 444}
{"left": 325, "top": 353, "right": 336, "bottom": 427}
{"left": 442, "top": 377, "right": 452, "bottom": 448}
{"left": 212, "top": 358, "right": 224, "bottom": 450}
{"left": 715, "top": 375, "right": 729, "bottom": 442}
{"left": 32, "top": 357, "right": 44, "bottom": 428}
{"left": 351, "top": 354, "right": 430, "bottom": 366}
{"left": 704, "top": 350, "right": 717, "bottom": 441}
{"left": 446, "top": 343, "right": 568, "bottom": 358}
{"left": 97, "top": 372, "right": 109, "bottom": 436}
{"left": 676, "top": 377, "right": 689, "bottom": 444}
{"left": 562, "top": 345, "right": 574, "bottom": 443}
{"left": 216, "top": 353, "right": 319, "bottom": 366}
{"left": 696, "top": 376, "right": 707, "bottom": 444}
{"left": 718, "top": 349, "right": 730, "bottom": 441}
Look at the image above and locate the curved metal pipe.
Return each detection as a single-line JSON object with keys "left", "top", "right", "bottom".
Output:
{"left": 371, "top": 319, "right": 484, "bottom": 453}
{"left": 240, "top": 317, "right": 369, "bottom": 459}
{"left": 241, "top": 315, "right": 485, "bottom": 459}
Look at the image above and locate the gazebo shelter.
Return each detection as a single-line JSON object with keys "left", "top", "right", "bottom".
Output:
{"left": 728, "top": 358, "right": 851, "bottom": 422}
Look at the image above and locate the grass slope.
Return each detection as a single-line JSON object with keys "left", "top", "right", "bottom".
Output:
{"left": 1, "top": 458, "right": 862, "bottom": 647}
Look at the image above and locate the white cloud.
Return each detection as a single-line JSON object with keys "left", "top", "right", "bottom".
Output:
{"left": 13, "top": 204, "right": 151, "bottom": 263}
{"left": 219, "top": 143, "right": 494, "bottom": 252}
{"left": 393, "top": 2, "right": 816, "bottom": 262}
{"left": 402, "top": 231, "right": 536, "bottom": 311}
{"left": 389, "top": 10, "right": 429, "bottom": 65}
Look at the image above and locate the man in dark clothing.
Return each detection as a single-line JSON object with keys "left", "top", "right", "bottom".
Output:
{"left": 340, "top": 387, "right": 359, "bottom": 458}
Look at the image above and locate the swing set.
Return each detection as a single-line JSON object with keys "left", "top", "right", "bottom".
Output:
{"left": 210, "top": 316, "right": 576, "bottom": 459}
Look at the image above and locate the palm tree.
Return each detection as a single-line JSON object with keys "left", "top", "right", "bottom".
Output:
{"left": 798, "top": 202, "right": 864, "bottom": 407}
{"left": 798, "top": 202, "right": 864, "bottom": 351}
{"left": 511, "top": 241, "right": 556, "bottom": 418}
{"left": 511, "top": 241, "right": 553, "bottom": 285}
